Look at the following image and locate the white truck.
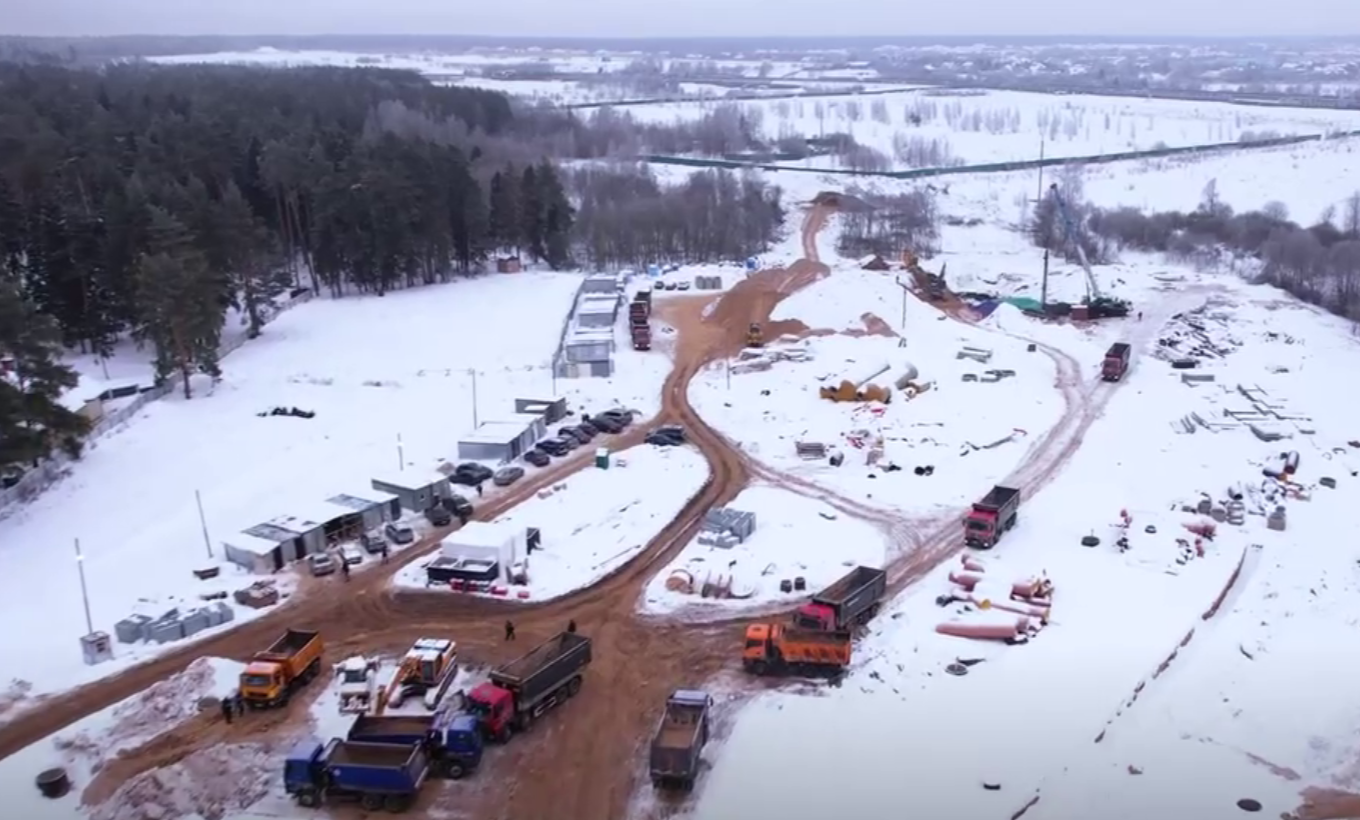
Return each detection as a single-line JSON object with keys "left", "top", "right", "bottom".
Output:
{"left": 336, "top": 656, "right": 380, "bottom": 714}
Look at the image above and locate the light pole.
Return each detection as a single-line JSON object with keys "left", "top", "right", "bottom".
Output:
{"left": 195, "top": 490, "right": 214, "bottom": 559}
{"left": 468, "top": 368, "right": 479, "bottom": 428}
{"left": 74, "top": 538, "right": 94, "bottom": 635}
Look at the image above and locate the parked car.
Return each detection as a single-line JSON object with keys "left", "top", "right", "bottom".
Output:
{"left": 676, "top": 281, "right": 691, "bottom": 291}
{"left": 384, "top": 523, "right": 415, "bottom": 545}
{"left": 308, "top": 552, "right": 337, "bottom": 577}
{"left": 587, "top": 415, "right": 622, "bottom": 434}
{"left": 577, "top": 418, "right": 601, "bottom": 435}
{"left": 556, "top": 434, "right": 580, "bottom": 451}
{"left": 440, "top": 494, "right": 474, "bottom": 521}
{"left": 560, "top": 426, "right": 592, "bottom": 445}
{"left": 599, "top": 408, "right": 635, "bottom": 427}
{"left": 646, "top": 425, "right": 687, "bottom": 447}
{"left": 425, "top": 505, "right": 452, "bottom": 527}
{"left": 524, "top": 448, "right": 551, "bottom": 467}
{"left": 537, "top": 438, "right": 570, "bottom": 457}
{"left": 338, "top": 544, "right": 364, "bottom": 566}
{"left": 450, "top": 462, "right": 494, "bottom": 486}
{"left": 359, "top": 532, "right": 387, "bottom": 554}
{"left": 493, "top": 465, "right": 525, "bottom": 487}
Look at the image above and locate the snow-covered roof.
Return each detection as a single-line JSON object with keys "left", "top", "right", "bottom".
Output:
{"left": 565, "top": 323, "right": 615, "bottom": 344}
{"left": 371, "top": 472, "right": 447, "bottom": 492}
{"left": 443, "top": 520, "right": 515, "bottom": 549}
{"left": 271, "top": 499, "right": 355, "bottom": 531}
{"left": 577, "top": 299, "right": 619, "bottom": 316}
{"left": 404, "top": 637, "right": 456, "bottom": 662}
{"left": 459, "top": 415, "right": 540, "bottom": 446}
{"left": 327, "top": 492, "right": 397, "bottom": 512}
{"left": 224, "top": 530, "right": 283, "bottom": 556}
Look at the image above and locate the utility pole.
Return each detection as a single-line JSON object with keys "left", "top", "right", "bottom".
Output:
{"left": 894, "top": 276, "right": 912, "bottom": 337}
{"left": 1040, "top": 248, "right": 1051, "bottom": 310}
{"left": 396, "top": 433, "right": 404, "bottom": 471}
{"left": 468, "top": 368, "right": 479, "bottom": 428}
{"left": 726, "top": 359, "right": 732, "bottom": 390}
{"left": 194, "top": 490, "right": 214, "bottom": 559}
{"left": 74, "top": 538, "right": 94, "bottom": 635}
{"left": 1036, "top": 136, "right": 1049, "bottom": 311}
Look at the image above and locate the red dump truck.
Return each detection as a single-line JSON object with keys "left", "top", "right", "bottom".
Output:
{"left": 630, "top": 295, "right": 652, "bottom": 351}
{"left": 792, "top": 566, "right": 888, "bottom": 631}
{"left": 1102, "top": 342, "right": 1131, "bottom": 381}
{"left": 964, "top": 485, "right": 1021, "bottom": 549}
{"left": 464, "top": 631, "right": 592, "bottom": 742}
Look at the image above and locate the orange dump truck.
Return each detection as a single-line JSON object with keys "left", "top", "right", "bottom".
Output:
{"left": 742, "top": 623, "right": 851, "bottom": 677}
{"left": 240, "top": 628, "right": 325, "bottom": 709}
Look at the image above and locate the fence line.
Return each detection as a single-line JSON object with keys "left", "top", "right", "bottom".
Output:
{"left": 0, "top": 289, "right": 317, "bottom": 517}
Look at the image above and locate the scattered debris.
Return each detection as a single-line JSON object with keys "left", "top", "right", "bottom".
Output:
{"left": 945, "top": 662, "right": 969, "bottom": 676}
{"left": 1236, "top": 798, "right": 1262, "bottom": 812}
{"left": 257, "top": 406, "right": 315, "bottom": 419}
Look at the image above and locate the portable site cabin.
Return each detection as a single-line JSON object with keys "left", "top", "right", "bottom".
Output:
{"left": 515, "top": 397, "right": 568, "bottom": 425}
{"left": 581, "top": 272, "right": 622, "bottom": 295}
{"left": 576, "top": 295, "right": 621, "bottom": 328}
{"left": 434, "top": 520, "right": 528, "bottom": 584}
{"left": 371, "top": 473, "right": 453, "bottom": 513}
{"left": 223, "top": 529, "right": 290, "bottom": 574}
{"left": 559, "top": 323, "right": 615, "bottom": 378}
{"left": 456, "top": 414, "right": 547, "bottom": 463}
{"left": 327, "top": 492, "right": 402, "bottom": 531}
{"left": 274, "top": 499, "right": 367, "bottom": 548}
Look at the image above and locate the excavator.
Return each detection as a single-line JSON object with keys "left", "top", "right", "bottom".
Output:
{"left": 746, "top": 323, "right": 764, "bottom": 348}
{"left": 374, "top": 637, "right": 459, "bottom": 715}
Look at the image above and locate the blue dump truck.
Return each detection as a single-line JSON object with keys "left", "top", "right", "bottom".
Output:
{"left": 284, "top": 738, "right": 430, "bottom": 812}
{"left": 346, "top": 710, "right": 484, "bottom": 779}
{"left": 648, "top": 690, "right": 712, "bottom": 791}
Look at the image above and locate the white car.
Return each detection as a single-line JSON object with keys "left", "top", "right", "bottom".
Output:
{"left": 338, "top": 544, "right": 364, "bottom": 566}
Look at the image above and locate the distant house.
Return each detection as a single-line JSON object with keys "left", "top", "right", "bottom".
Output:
{"left": 859, "top": 254, "right": 890, "bottom": 271}
{"left": 496, "top": 256, "right": 523, "bottom": 273}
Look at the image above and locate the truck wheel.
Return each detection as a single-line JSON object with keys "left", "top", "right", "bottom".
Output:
{"left": 296, "top": 792, "right": 319, "bottom": 808}
{"left": 383, "top": 795, "right": 410, "bottom": 813}
{"left": 497, "top": 725, "right": 513, "bottom": 743}
{"left": 445, "top": 762, "right": 466, "bottom": 780}
{"left": 565, "top": 676, "right": 582, "bottom": 698}
{"left": 748, "top": 660, "right": 768, "bottom": 676}
{"left": 361, "top": 793, "right": 383, "bottom": 810}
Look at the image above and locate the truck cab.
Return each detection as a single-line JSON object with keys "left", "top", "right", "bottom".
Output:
{"left": 429, "top": 713, "right": 484, "bottom": 778}
{"left": 963, "top": 509, "right": 1002, "bottom": 546}
{"left": 282, "top": 740, "right": 330, "bottom": 805}
{"left": 464, "top": 683, "right": 515, "bottom": 741}
{"left": 240, "top": 661, "right": 287, "bottom": 704}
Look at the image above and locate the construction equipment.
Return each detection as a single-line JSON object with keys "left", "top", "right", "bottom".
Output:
{"left": 746, "top": 322, "right": 765, "bottom": 348}
{"left": 284, "top": 738, "right": 430, "bottom": 812}
{"left": 240, "top": 629, "right": 324, "bottom": 709}
{"left": 793, "top": 566, "right": 888, "bottom": 631}
{"left": 964, "top": 485, "right": 1022, "bottom": 549}
{"left": 742, "top": 623, "right": 851, "bottom": 677}
{"left": 378, "top": 638, "right": 459, "bottom": 714}
{"left": 649, "top": 690, "right": 712, "bottom": 791}
{"left": 347, "top": 709, "right": 484, "bottom": 780}
{"left": 630, "top": 292, "right": 652, "bottom": 351}
{"left": 336, "top": 656, "right": 380, "bottom": 714}
{"left": 1102, "top": 342, "right": 1131, "bottom": 381}
{"left": 819, "top": 360, "right": 892, "bottom": 403}
{"left": 465, "top": 631, "right": 592, "bottom": 742}
{"left": 1047, "top": 183, "right": 1100, "bottom": 305}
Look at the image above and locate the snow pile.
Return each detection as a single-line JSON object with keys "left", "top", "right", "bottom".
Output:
{"left": 88, "top": 742, "right": 279, "bottom": 820}
{"left": 640, "top": 485, "right": 887, "bottom": 614}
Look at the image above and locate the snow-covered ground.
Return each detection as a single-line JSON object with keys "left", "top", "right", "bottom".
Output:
{"left": 639, "top": 484, "right": 887, "bottom": 615}
{"left": 689, "top": 264, "right": 1065, "bottom": 519}
{"left": 682, "top": 261, "right": 1360, "bottom": 819}
{"left": 0, "top": 657, "right": 246, "bottom": 820}
{"left": 620, "top": 89, "right": 1360, "bottom": 167}
{"left": 0, "top": 270, "right": 680, "bottom": 716}
{"left": 396, "top": 443, "right": 709, "bottom": 601}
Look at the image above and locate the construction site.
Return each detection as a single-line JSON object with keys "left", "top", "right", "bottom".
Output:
{"left": 2, "top": 190, "right": 1355, "bottom": 820}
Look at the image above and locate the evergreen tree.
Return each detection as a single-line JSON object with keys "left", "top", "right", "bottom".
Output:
{"left": 536, "top": 160, "right": 575, "bottom": 269}
{"left": 0, "top": 280, "right": 89, "bottom": 465}
{"left": 487, "top": 169, "right": 519, "bottom": 255}
{"left": 519, "top": 165, "right": 546, "bottom": 262}
{"left": 135, "top": 208, "right": 226, "bottom": 398}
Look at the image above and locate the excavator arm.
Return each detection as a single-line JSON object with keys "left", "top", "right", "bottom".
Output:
{"left": 1047, "top": 183, "right": 1100, "bottom": 303}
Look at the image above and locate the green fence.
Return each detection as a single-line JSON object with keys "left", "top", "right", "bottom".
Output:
{"left": 639, "top": 130, "right": 1360, "bottom": 181}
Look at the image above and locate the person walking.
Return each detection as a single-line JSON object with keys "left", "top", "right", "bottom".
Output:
{"left": 380, "top": 542, "right": 389, "bottom": 564}
{"left": 475, "top": 482, "right": 483, "bottom": 498}
{"left": 504, "top": 620, "right": 516, "bottom": 641}
{"left": 341, "top": 559, "right": 351, "bottom": 582}
{"left": 567, "top": 619, "right": 577, "bottom": 634}
{"left": 220, "top": 695, "right": 234, "bottom": 725}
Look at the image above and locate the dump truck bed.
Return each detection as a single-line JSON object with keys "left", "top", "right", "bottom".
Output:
{"left": 813, "top": 566, "right": 887, "bottom": 606}
{"left": 782, "top": 627, "right": 854, "bottom": 646}
{"left": 324, "top": 740, "right": 429, "bottom": 793}
{"left": 260, "top": 629, "right": 321, "bottom": 658}
{"left": 975, "top": 486, "right": 1020, "bottom": 512}
{"left": 347, "top": 715, "right": 435, "bottom": 742}
{"left": 1106, "top": 342, "right": 1131, "bottom": 357}
{"left": 490, "top": 631, "right": 592, "bottom": 705}
{"left": 328, "top": 741, "right": 421, "bottom": 768}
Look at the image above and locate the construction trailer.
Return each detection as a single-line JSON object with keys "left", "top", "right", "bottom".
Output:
{"left": 327, "top": 493, "right": 402, "bottom": 532}
{"left": 576, "top": 295, "right": 621, "bottom": 328}
{"left": 560, "top": 323, "right": 615, "bottom": 378}
{"left": 456, "top": 414, "right": 548, "bottom": 463}
{"left": 371, "top": 474, "right": 454, "bottom": 514}
{"left": 581, "top": 272, "right": 622, "bottom": 295}
{"left": 223, "top": 499, "right": 357, "bottom": 574}
{"left": 514, "top": 397, "right": 568, "bottom": 424}
{"left": 430, "top": 521, "right": 529, "bottom": 586}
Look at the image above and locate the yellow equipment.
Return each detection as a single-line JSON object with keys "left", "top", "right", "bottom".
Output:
{"left": 374, "top": 637, "right": 459, "bottom": 715}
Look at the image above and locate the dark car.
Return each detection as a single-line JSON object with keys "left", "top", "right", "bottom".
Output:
{"left": 384, "top": 523, "right": 416, "bottom": 545}
{"left": 646, "top": 425, "right": 687, "bottom": 447}
{"left": 560, "top": 426, "right": 592, "bottom": 445}
{"left": 359, "top": 531, "right": 388, "bottom": 554}
{"left": 524, "top": 448, "right": 551, "bottom": 467}
{"left": 556, "top": 434, "right": 580, "bottom": 452}
{"left": 439, "top": 494, "right": 473, "bottom": 522}
{"left": 425, "top": 505, "right": 452, "bottom": 526}
{"left": 450, "top": 462, "right": 494, "bottom": 486}
{"left": 537, "top": 438, "right": 570, "bottom": 457}
{"left": 599, "top": 408, "right": 635, "bottom": 427}
{"left": 577, "top": 418, "right": 601, "bottom": 435}
{"left": 588, "top": 415, "right": 622, "bottom": 434}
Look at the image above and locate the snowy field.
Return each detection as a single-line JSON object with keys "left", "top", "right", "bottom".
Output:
{"left": 683, "top": 269, "right": 1360, "bottom": 820}
{"left": 396, "top": 443, "right": 709, "bottom": 601}
{"left": 689, "top": 264, "right": 1066, "bottom": 519}
{"left": 639, "top": 484, "right": 888, "bottom": 615}
{"left": 0, "top": 657, "right": 245, "bottom": 820}
{"left": 0, "top": 270, "right": 681, "bottom": 715}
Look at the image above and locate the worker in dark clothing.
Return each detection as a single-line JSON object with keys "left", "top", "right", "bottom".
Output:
{"left": 1137, "top": 311, "right": 1143, "bottom": 321}
{"left": 567, "top": 619, "right": 577, "bottom": 634}
{"left": 504, "top": 620, "right": 516, "bottom": 641}
{"left": 380, "top": 543, "right": 389, "bottom": 564}
{"left": 234, "top": 692, "right": 246, "bottom": 717}
{"left": 340, "top": 559, "right": 351, "bottom": 581}
{"left": 475, "top": 482, "right": 483, "bottom": 498}
{"left": 221, "top": 695, "right": 234, "bottom": 725}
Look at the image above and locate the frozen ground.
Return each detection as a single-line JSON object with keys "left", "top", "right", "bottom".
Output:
{"left": 682, "top": 266, "right": 1360, "bottom": 820}
{"left": 620, "top": 89, "right": 1360, "bottom": 167}
{"left": 0, "top": 657, "right": 244, "bottom": 820}
{"left": 639, "top": 484, "right": 887, "bottom": 615}
{"left": 0, "top": 270, "right": 674, "bottom": 714}
{"left": 396, "top": 444, "right": 710, "bottom": 601}
{"left": 689, "top": 265, "right": 1065, "bottom": 519}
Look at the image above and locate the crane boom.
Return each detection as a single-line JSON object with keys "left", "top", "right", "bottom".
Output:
{"left": 1046, "top": 183, "right": 1099, "bottom": 303}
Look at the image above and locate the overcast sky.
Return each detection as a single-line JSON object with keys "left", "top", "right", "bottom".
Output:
{"left": 3, "top": 0, "right": 1349, "bottom": 38}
